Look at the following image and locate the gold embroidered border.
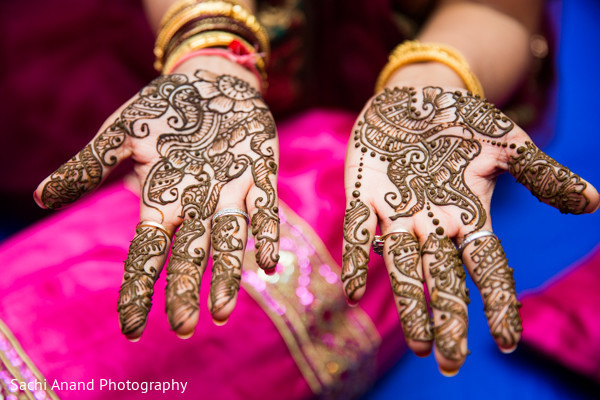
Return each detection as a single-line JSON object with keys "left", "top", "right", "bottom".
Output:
{"left": 241, "top": 202, "right": 381, "bottom": 398}
{"left": 0, "top": 319, "right": 59, "bottom": 399}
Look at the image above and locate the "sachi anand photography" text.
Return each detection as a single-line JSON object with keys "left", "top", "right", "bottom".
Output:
{"left": 11, "top": 378, "right": 188, "bottom": 394}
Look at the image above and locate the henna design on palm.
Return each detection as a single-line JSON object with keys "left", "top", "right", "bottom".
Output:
{"left": 342, "top": 85, "right": 595, "bottom": 368}
{"left": 38, "top": 71, "right": 279, "bottom": 337}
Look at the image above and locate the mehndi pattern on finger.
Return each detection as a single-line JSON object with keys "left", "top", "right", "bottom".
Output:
{"left": 422, "top": 232, "right": 469, "bottom": 361}
{"left": 342, "top": 198, "right": 371, "bottom": 299}
{"left": 210, "top": 215, "right": 244, "bottom": 313}
{"left": 165, "top": 218, "right": 206, "bottom": 330}
{"left": 467, "top": 235, "right": 522, "bottom": 347}
{"left": 118, "top": 225, "right": 169, "bottom": 335}
{"left": 387, "top": 233, "right": 432, "bottom": 341}
{"left": 508, "top": 141, "right": 589, "bottom": 214}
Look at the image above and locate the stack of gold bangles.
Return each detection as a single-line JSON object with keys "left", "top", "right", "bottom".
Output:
{"left": 375, "top": 40, "right": 484, "bottom": 97}
{"left": 154, "top": 0, "right": 269, "bottom": 91}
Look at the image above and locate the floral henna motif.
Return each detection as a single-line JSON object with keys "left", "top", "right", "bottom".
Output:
{"left": 387, "top": 233, "right": 432, "bottom": 341}
{"left": 210, "top": 215, "right": 244, "bottom": 313}
{"left": 118, "top": 225, "right": 169, "bottom": 335}
{"left": 467, "top": 236, "right": 522, "bottom": 347}
{"left": 422, "top": 233, "right": 469, "bottom": 361}
{"left": 508, "top": 141, "right": 589, "bottom": 214}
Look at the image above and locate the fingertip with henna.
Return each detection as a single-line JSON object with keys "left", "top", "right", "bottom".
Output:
{"left": 126, "top": 335, "right": 141, "bottom": 343}
{"left": 408, "top": 340, "right": 433, "bottom": 358}
{"left": 499, "top": 344, "right": 518, "bottom": 354}
{"left": 176, "top": 331, "right": 194, "bottom": 339}
{"left": 33, "top": 190, "right": 47, "bottom": 209}
{"left": 439, "top": 367, "right": 459, "bottom": 377}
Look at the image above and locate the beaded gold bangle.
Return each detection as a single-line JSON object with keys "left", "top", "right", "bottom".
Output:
{"left": 375, "top": 40, "right": 484, "bottom": 97}
{"left": 154, "top": 0, "right": 269, "bottom": 71}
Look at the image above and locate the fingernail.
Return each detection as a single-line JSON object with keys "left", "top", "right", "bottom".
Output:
{"left": 346, "top": 298, "right": 358, "bottom": 308}
{"left": 414, "top": 349, "right": 432, "bottom": 358}
{"left": 212, "top": 317, "right": 228, "bottom": 326}
{"left": 126, "top": 336, "right": 141, "bottom": 343}
{"left": 176, "top": 331, "right": 194, "bottom": 339}
{"left": 264, "top": 267, "right": 277, "bottom": 276}
{"left": 439, "top": 367, "right": 459, "bottom": 377}
{"left": 33, "top": 191, "right": 47, "bottom": 209}
{"left": 500, "top": 344, "right": 518, "bottom": 354}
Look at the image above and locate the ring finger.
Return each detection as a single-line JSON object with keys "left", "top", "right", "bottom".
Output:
{"left": 209, "top": 206, "right": 248, "bottom": 325}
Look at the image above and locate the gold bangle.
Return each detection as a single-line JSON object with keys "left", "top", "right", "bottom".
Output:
{"left": 155, "top": 0, "right": 269, "bottom": 69}
{"left": 162, "top": 17, "right": 260, "bottom": 62}
{"left": 375, "top": 40, "right": 484, "bottom": 97}
{"left": 158, "top": 0, "right": 248, "bottom": 29}
{"left": 161, "top": 30, "right": 261, "bottom": 73}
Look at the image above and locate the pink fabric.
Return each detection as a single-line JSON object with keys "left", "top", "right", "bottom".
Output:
{"left": 0, "top": 110, "right": 404, "bottom": 399}
{"left": 277, "top": 110, "right": 406, "bottom": 374}
{"left": 520, "top": 244, "right": 600, "bottom": 380}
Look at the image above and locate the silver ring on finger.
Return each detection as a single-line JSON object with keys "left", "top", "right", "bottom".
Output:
{"left": 457, "top": 230, "right": 497, "bottom": 257}
{"left": 212, "top": 208, "right": 249, "bottom": 224}
{"left": 372, "top": 229, "right": 412, "bottom": 256}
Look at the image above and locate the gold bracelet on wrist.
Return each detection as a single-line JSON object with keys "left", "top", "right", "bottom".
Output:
{"left": 162, "top": 17, "right": 259, "bottom": 62}
{"left": 154, "top": 0, "right": 269, "bottom": 71}
{"left": 375, "top": 40, "right": 484, "bottom": 97}
{"left": 161, "top": 30, "right": 265, "bottom": 80}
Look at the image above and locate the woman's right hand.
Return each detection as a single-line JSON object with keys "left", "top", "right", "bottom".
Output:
{"left": 34, "top": 63, "right": 280, "bottom": 341}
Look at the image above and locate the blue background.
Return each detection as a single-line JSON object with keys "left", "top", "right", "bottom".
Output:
{"left": 364, "top": 0, "right": 600, "bottom": 399}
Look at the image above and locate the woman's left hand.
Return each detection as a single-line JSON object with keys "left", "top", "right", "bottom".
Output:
{"left": 341, "top": 85, "right": 599, "bottom": 374}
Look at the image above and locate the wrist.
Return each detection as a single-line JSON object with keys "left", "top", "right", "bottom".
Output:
{"left": 384, "top": 62, "right": 466, "bottom": 91}
{"left": 171, "top": 54, "right": 261, "bottom": 92}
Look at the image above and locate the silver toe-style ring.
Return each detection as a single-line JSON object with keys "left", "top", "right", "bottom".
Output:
{"left": 457, "top": 230, "right": 497, "bottom": 257}
{"left": 212, "top": 208, "right": 250, "bottom": 224}
{"left": 372, "top": 229, "right": 412, "bottom": 256}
